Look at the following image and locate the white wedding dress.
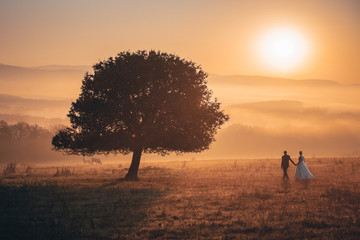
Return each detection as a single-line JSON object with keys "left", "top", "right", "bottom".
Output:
{"left": 295, "top": 155, "right": 314, "bottom": 180}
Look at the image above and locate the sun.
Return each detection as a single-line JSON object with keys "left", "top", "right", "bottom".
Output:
{"left": 257, "top": 27, "right": 310, "bottom": 72}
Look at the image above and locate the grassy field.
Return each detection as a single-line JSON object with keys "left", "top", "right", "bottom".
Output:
{"left": 0, "top": 157, "right": 359, "bottom": 239}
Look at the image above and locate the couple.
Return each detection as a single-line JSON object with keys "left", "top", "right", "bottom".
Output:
{"left": 281, "top": 150, "right": 314, "bottom": 180}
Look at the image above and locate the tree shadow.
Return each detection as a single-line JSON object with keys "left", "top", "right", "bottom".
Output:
{"left": 0, "top": 182, "right": 168, "bottom": 240}
{"left": 101, "top": 177, "right": 140, "bottom": 188}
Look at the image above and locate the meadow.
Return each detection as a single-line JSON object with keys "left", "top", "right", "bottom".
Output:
{"left": 0, "top": 157, "right": 359, "bottom": 239}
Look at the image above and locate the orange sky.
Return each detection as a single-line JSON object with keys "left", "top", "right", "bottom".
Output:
{"left": 1, "top": 1, "right": 360, "bottom": 159}
{"left": 1, "top": 0, "right": 360, "bottom": 83}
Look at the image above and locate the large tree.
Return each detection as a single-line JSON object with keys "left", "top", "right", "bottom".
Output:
{"left": 52, "top": 50, "right": 229, "bottom": 180}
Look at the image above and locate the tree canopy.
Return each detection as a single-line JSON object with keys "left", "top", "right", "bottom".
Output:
{"left": 52, "top": 50, "right": 229, "bottom": 179}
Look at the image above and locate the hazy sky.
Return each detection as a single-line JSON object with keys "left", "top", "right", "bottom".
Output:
{"left": 1, "top": 0, "right": 360, "bottom": 83}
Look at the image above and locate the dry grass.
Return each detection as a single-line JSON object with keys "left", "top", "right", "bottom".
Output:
{"left": 0, "top": 157, "right": 359, "bottom": 239}
{"left": 2, "top": 161, "right": 17, "bottom": 178}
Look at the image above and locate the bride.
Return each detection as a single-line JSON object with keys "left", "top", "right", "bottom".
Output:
{"left": 295, "top": 151, "right": 314, "bottom": 180}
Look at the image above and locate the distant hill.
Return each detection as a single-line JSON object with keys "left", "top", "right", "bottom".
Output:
{"left": 0, "top": 64, "right": 360, "bottom": 157}
{"left": 0, "top": 94, "right": 70, "bottom": 119}
{"left": 1, "top": 63, "right": 352, "bottom": 99}
{"left": 0, "top": 113, "right": 68, "bottom": 128}
{"left": 30, "top": 64, "right": 91, "bottom": 72}
{"left": 0, "top": 93, "right": 70, "bottom": 106}
{"left": 0, "top": 63, "right": 86, "bottom": 98}
{"left": 1, "top": 63, "right": 359, "bottom": 112}
{"left": 208, "top": 74, "right": 341, "bottom": 87}
{"left": 0, "top": 63, "right": 88, "bottom": 79}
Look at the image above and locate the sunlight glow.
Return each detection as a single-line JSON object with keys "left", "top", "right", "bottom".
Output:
{"left": 257, "top": 28, "right": 310, "bottom": 72}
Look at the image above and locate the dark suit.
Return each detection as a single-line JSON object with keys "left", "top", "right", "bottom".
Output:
{"left": 281, "top": 154, "right": 295, "bottom": 180}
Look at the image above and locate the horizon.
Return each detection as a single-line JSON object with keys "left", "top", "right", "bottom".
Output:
{"left": 0, "top": 61, "right": 357, "bottom": 85}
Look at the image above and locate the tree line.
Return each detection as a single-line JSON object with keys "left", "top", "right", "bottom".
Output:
{"left": 0, "top": 120, "right": 66, "bottom": 163}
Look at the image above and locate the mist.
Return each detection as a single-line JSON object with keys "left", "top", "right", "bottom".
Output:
{"left": 0, "top": 65, "right": 360, "bottom": 161}
{"left": 0, "top": 121, "right": 78, "bottom": 164}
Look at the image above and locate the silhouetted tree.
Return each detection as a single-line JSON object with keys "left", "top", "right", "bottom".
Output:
{"left": 52, "top": 50, "right": 229, "bottom": 180}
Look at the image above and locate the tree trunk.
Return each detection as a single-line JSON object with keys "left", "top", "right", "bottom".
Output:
{"left": 124, "top": 146, "right": 142, "bottom": 181}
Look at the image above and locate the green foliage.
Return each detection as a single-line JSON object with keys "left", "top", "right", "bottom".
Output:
{"left": 52, "top": 50, "right": 229, "bottom": 156}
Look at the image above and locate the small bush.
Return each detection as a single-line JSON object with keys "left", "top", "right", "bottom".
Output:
{"left": 3, "top": 161, "right": 17, "bottom": 177}
{"left": 53, "top": 167, "right": 75, "bottom": 177}
{"left": 25, "top": 165, "right": 32, "bottom": 174}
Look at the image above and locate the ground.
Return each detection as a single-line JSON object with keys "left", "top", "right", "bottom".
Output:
{"left": 0, "top": 157, "right": 359, "bottom": 239}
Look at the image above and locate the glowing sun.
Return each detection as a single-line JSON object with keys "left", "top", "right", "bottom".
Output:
{"left": 257, "top": 28, "right": 310, "bottom": 72}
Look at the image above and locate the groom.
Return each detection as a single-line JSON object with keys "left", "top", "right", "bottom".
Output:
{"left": 281, "top": 150, "right": 296, "bottom": 180}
